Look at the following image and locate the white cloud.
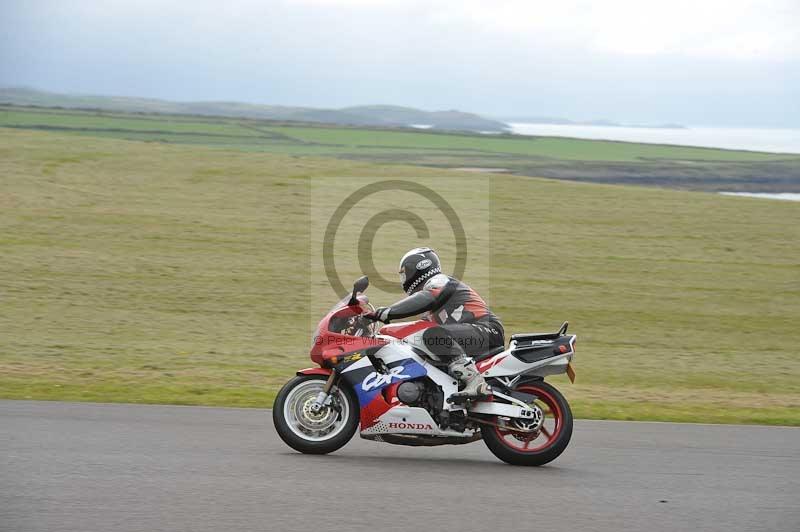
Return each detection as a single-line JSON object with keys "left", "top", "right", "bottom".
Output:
{"left": 289, "top": 0, "right": 800, "bottom": 60}
{"left": 580, "top": 0, "right": 799, "bottom": 60}
{"left": 5, "top": 0, "right": 797, "bottom": 125}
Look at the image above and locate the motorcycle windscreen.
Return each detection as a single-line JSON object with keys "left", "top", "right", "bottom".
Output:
{"left": 312, "top": 296, "right": 374, "bottom": 347}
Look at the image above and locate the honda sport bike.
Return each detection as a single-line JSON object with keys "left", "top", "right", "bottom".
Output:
{"left": 273, "top": 277, "right": 577, "bottom": 466}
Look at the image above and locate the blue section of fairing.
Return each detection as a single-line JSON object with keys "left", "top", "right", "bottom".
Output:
{"left": 353, "top": 358, "right": 427, "bottom": 407}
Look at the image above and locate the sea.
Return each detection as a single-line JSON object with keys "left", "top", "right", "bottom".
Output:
{"left": 719, "top": 192, "right": 800, "bottom": 202}
{"left": 508, "top": 123, "right": 800, "bottom": 155}
{"left": 507, "top": 123, "right": 800, "bottom": 202}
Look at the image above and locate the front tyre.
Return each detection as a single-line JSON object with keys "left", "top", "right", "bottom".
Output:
{"left": 481, "top": 380, "right": 573, "bottom": 466}
{"left": 273, "top": 375, "right": 359, "bottom": 455}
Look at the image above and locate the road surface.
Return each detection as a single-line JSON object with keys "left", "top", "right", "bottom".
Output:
{"left": 1, "top": 400, "right": 798, "bottom": 532}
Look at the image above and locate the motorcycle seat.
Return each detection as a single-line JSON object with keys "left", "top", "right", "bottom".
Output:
{"left": 511, "top": 323, "right": 569, "bottom": 343}
{"left": 473, "top": 345, "right": 505, "bottom": 362}
{"left": 510, "top": 332, "right": 562, "bottom": 343}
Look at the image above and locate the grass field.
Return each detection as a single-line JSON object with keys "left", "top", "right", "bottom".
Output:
{"left": 3, "top": 105, "right": 800, "bottom": 191}
{"left": 1, "top": 127, "right": 798, "bottom": 425}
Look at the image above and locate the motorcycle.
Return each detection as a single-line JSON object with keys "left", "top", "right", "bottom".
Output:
{"left": 273, "top": 276, "right": 577, "bottom": 466}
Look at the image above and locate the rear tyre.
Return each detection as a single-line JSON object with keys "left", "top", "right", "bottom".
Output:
{"left": 481, "top": 380, "right": 573, "bottom": 466}
{"left": 273, "top": 375, "right": 359, "bottom": 455}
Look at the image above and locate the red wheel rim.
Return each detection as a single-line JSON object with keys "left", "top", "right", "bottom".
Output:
{"left": 493, "top": 385, "right": 562, "bottom": 453}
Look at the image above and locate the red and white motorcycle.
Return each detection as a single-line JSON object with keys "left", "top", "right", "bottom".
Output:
{"left": 273, "top": 276, "right": 577, "bottom": 466}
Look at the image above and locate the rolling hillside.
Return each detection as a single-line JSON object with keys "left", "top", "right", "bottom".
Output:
{"left": 0, "top": 88, "right": 509, "bottom": 132}
{"left": 1, "top": 127, "right": 798, "bottom": 424}
{"left": 2, "top": 104, "right": 799, "bottom": 191}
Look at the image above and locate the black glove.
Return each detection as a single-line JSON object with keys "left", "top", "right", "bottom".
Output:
{"left": 367, "top": 307, "right": 391, "bottom": 323}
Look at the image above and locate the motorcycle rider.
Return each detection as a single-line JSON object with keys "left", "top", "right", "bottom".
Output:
{"left": 368, "top": 248, "right": 504, "bottom": 399}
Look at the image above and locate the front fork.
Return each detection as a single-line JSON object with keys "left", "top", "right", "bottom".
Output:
{"left": 309, "top": 369, "right": 338, "bottom": 413}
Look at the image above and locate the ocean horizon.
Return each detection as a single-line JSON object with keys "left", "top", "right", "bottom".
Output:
{"left": 509, "top": 123, "right": 800, "bottom": 155}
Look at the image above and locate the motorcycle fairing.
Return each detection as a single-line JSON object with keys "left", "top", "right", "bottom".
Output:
{"left": 512, "top": 335, "right": 575, "bottom": 363}
{"left": 337, "top": 340, "right": 466, "bottom": 436}
{"left": 346, "top": 358, "right": 426, "bottom": 409}
{"left": 309, "top": 283, "right": 574, "bottom": 434}
{"left": 296, "top": 367, "right": 332, "bottom": 377}
{"left": 360, "top": 405, "right": 472, "bottom": 438}
{"left": 345, "top": 328, "right": 574, "bottom": 433}
{"left": 310, "top": 295, "right": 386, "bottom": 366}
{"left": 379, "top": 320, "right": 436, "bottom": 339}
{"left": 480, "top": 335, "right": 576, "bottom": 378}
{"left": 338, "top": 354, "right": 424, "bottom": 430}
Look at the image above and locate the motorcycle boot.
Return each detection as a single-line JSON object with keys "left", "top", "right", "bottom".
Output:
{"left": 448, "top": 356, "right": 491, "bottom": 400}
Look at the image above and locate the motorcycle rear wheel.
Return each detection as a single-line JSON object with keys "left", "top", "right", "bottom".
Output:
{"left": 481, "top": 380, "right": 573, "bottom": 466}
{"left": 273, "top": 375, "right": 359, "bottom": 454}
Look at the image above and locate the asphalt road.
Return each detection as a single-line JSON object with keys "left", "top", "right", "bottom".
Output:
{"left": 1, "top": 401, "right": 798, "bottom": 532}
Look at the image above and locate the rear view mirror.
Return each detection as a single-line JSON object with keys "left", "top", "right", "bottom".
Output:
{"left": 348, "top": 276, "right": 369, "bottom": 305}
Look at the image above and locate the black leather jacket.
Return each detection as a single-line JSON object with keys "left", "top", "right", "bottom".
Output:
{"left": 383, "top": 274, "right": 502, "bottom": 328}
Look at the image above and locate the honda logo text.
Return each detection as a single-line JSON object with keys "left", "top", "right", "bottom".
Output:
{"left": 388, "top": 422, "right": 434, "bottom": 430}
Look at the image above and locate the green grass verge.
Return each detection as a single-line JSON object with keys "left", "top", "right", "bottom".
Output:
{"left": 3, "top": 105, "right": 800, "bottom": 192}
{"left": 4, "top": 106, "right": 793, "bottom": 161}
{"left": 259, "top": 124, "right": 790, "bottom": 162}
{"left": 0, "top": 128, "right": 798, "bottom": 425}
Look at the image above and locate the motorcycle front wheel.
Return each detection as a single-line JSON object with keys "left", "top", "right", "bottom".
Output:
{"left": 481, "top": 380, "right": 573, "bottom": 466}
{"left": 273, "top": 375, "right": 359, "bottom": 454}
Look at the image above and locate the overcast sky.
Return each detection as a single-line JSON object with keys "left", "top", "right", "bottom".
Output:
{"left": 1, "top": 0, "right": 798, "bottom": 126}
